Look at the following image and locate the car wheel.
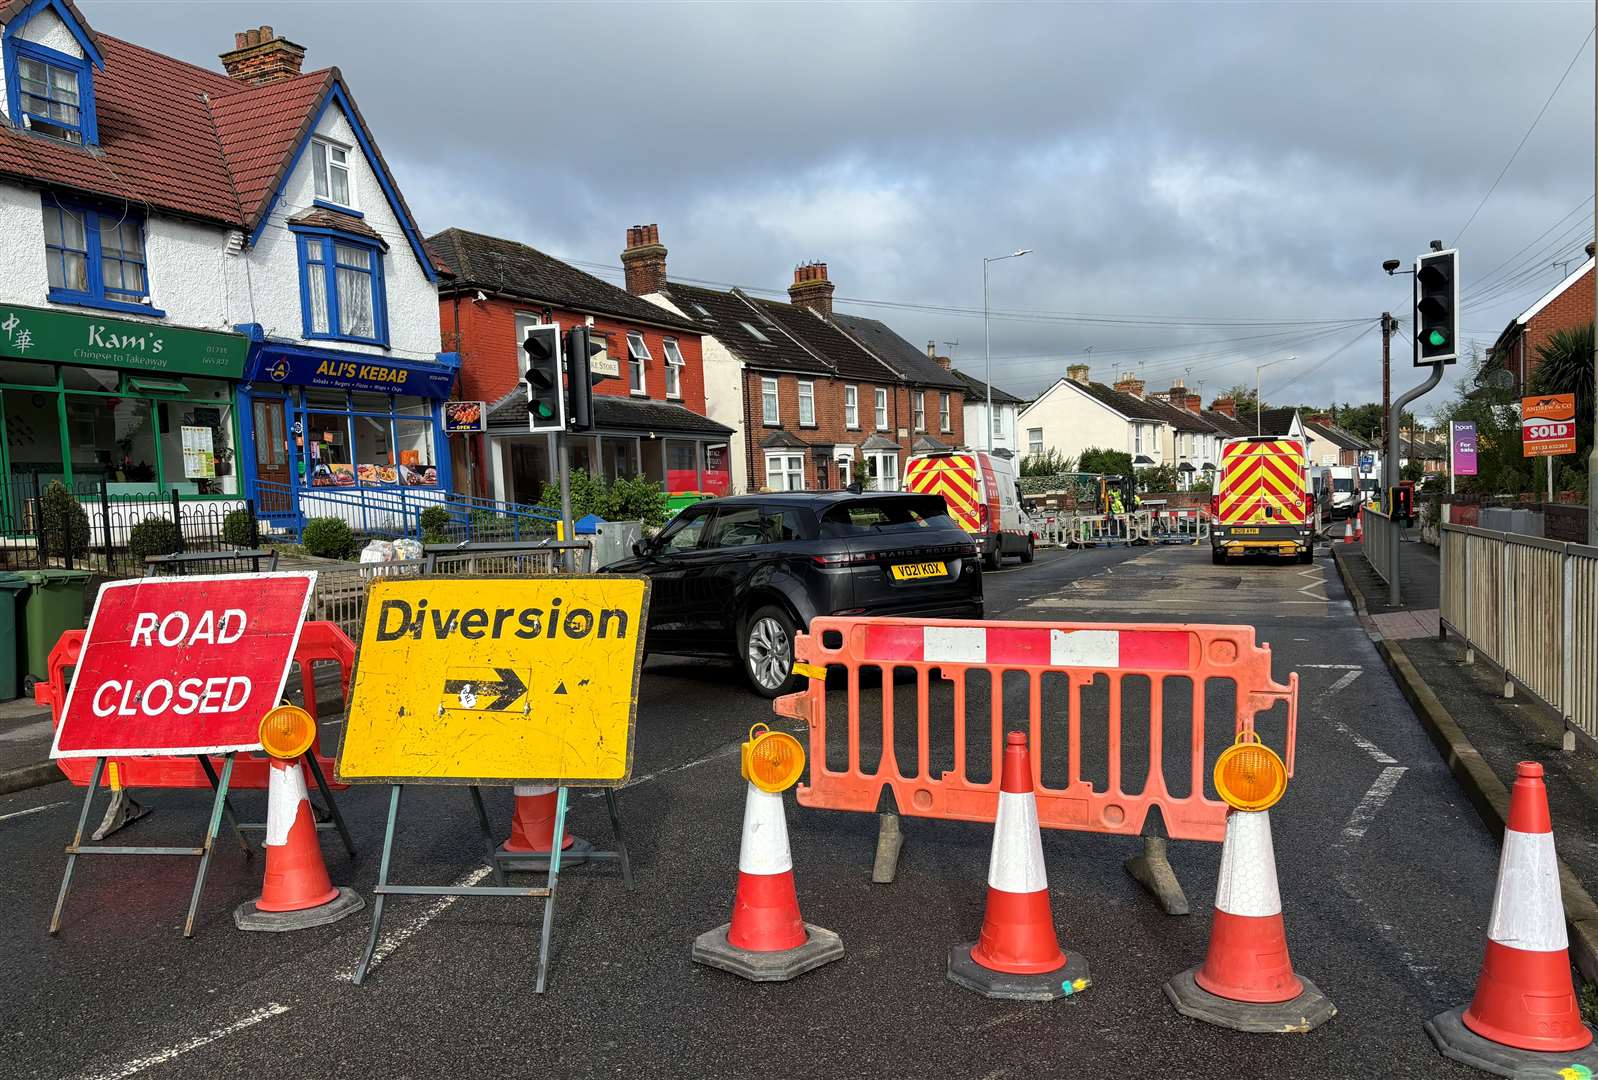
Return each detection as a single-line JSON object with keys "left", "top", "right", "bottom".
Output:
{"left": 1020, "top": 539, "right": 1035, "bottom": 564}
{"left": 983, "top": 546, "right": 1001, "bottom": 571}
{"left": 742, "top": 605, "right": 799, "bottom": 698}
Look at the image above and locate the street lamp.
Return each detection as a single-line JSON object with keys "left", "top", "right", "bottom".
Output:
{"left": 1255, "top": 355, "right": 1296, "bottom": 436}
{"left": 984, "top": 249, "right": 1031, "bottom": 452}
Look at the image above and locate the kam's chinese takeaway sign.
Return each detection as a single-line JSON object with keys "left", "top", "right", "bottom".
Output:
{"left": 0, "top": 303, "right": 248, "bottom": 379}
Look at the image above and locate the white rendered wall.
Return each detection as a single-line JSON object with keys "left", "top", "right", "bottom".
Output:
{"left": 645, "top": 292, "right": 746, "bottom": 494}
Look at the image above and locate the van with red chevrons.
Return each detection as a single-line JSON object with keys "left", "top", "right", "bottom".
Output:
{"left": 903, "top": 450, "right": 1033, "bottom": 570}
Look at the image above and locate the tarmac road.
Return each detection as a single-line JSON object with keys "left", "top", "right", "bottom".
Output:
{"left": 0, "top": 543, "right": 1512, "bottom": 1079}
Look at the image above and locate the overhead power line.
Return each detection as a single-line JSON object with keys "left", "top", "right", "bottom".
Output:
{"left": 1452, "top": 24, "right": 1595, "bottom": 246}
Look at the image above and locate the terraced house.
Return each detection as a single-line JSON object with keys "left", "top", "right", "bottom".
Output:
{"left": 0, "top": 3, "right": 452, "bottom": 534}
{"left": 623, "top": 226, "right": 965, "bottom": 493}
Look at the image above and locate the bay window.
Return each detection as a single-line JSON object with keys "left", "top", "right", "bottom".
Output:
{"left": 296, "top": 229, "right": 386, "bottom": 345}
{"left": 765, "top": 452, "right": 805, "bottom": 492}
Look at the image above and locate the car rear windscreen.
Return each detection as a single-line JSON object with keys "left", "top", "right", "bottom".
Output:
{"left": 820, "top": 497, "right": 952, "bottom": 537}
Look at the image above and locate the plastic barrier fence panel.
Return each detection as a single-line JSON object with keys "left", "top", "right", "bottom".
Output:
{"left": 778, "top": 616, "right": 1297, "bottom": 844}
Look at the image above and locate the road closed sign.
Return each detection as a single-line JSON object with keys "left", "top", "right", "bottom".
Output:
{"left": 336, "top": 576, "right": 650, "bottom": 786}
{"left": 1522, "top": 393, "right": 1578, "bottom": 457}
{"left": 51, "top": 573, "right": 315, "bottom": 759}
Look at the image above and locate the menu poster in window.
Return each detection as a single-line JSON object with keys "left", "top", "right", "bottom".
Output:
{"left": 399, "top": 464, "right": 436, "bottom": 486}
{"left": 312, "top": 463, "right": 356, "bottom": 488}
{"left": 180, "top": 425, "right": 215, "bottom": 478}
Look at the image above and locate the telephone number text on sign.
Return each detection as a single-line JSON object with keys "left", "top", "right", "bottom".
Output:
{"left": 51, "top": 573, "right": 314, "bottom": 759}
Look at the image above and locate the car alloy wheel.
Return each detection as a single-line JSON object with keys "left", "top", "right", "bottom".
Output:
{"left": 746, "top": 614, "right": 794, "bottom": 693}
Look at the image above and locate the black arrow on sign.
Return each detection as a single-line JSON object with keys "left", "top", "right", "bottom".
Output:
{"left": 443, "top": 668, "right": 527, "bottom": 711}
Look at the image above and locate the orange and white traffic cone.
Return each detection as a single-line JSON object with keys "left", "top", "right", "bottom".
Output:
{"left": 234, "top": 759, "right": 363, "bottom": 931}
{"left": 1342, "top": 519, "right": 1355, "bottom": 544}
{"left": 1164, "top": 807, "right": 1334, "bottom": 1031}
{"left": 1427, "top": 762, "right": 1598, "bottom": 1075}
{"left": 949, "top": 731, "right": 1089, "bottom": 1000}
{"left": 499, "top": 784, "right": 590, "bottom": 868}
{"left": 692, "top": 778, "right": 843, "bottom": 981}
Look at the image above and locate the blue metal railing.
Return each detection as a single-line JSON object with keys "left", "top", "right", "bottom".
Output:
{"left": 256, "top": 480, "right": 559, "bottom": 543}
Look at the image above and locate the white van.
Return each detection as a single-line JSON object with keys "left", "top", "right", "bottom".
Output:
{"left": 903, "top": 450, "right": 1034, "bottom": 569}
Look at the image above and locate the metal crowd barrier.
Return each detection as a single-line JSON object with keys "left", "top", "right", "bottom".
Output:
{"left": 1360, "top": 505, "right": 1398, "bottom": 585}
{"left": 778, "top": 615, "right": 1298, "bottom": 843}
{"left": 1440, "top": 523, "right": 1598, "bottom": 740}
{"left": 1147, "top": 509, "right": 1210, "bottom": 545}
{"left": 1071, "top": 513, "right": 1145, "bottom": 546}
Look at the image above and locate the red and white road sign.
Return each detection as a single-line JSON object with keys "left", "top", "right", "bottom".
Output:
{"left": 1522, "top": 393, "right": 1578, "bottom": 457}
{"left": 51, "top": 572, "right": 316, "bottom": 759}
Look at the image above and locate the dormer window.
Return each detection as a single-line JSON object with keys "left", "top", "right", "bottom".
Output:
{"left": 7, "top": 40, "right": 94, "bottom": 145}
{"left": 311, "top": 138, "right": 354, "bottom": 208}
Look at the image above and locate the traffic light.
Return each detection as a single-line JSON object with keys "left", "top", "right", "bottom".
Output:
{"left": 563, "top": 325, "right": 606, "bottom": 432}
{"left": 1413, "top": 248, "right": 1459, "bottom": 366}
{"left": 522, "top": 324, "right": 564, "bottom": 433}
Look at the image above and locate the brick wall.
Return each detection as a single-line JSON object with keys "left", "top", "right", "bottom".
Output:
{"left": 442, "top": 294, "right": 706, "bottom": 417}
{"left": 742, "top": 370, "right": 966, "bottom": 490}
{"left": 1505, "top": 266, "right": 1593, "bottom": 387}
{"left": 1544, "top": 503, "right": 1591, "bottom": 543}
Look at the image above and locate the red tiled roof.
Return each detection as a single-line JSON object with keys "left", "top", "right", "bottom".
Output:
{"left": 0, "top": 31, "right": 336, "bottom": 232}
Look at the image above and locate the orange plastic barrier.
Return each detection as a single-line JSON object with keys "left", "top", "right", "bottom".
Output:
{"left": 34, "top": 621, "right": 355, "bottom": 790}
{"left": 776, "top": 617, "right": 1297, "bottom": 843}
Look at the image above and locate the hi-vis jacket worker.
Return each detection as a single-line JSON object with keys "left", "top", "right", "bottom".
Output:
{"left": 1109, "top": 490, "right": 1124, "bottom": 515}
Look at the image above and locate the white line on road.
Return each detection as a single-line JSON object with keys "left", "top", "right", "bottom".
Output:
{"left": 68, "top": 1003, "right": 290, "bottom": 1080}
{"left": 1309, "top": 669, "right": 1400, "bottom": 764}
{"left": 0, "top": 800, "right": 67, "bottom": 822}
{"left": 1340, "top": 765, "right": 1408, "bottom": 844}
{"left": 1299, "top": 663, "right": 1363, "bottom": 669}
{"left": 335, "top": 866, "right": 494, "bottom": 981}
{"left": 1318, "top": 669, "right": 1363, "bottom": 699}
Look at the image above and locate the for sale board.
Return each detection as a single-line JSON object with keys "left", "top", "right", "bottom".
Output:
{"left": 51, "top": 572, "right": 316, "bottom": 759}
{"left": 335, "top": 576, "right": 649, "bottom": 786}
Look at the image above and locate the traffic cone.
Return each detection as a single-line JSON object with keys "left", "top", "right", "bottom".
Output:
{"left": 948, "top": 731, "right": 1090, "bottom": 1000}
{"left": 499, "top": 784, "right": 590, "bottom": 869}
{"left": 234, "top": 759, "right": 363, "bottom": 931}
{"left": 1164, "top": 808, "right": 1334, "bottom": 1032}
{"left": 1427, "top": 762, "right": 1598, "bottom": 1075}
{"left": 1354, "top": 507, "right": 1363, "bottom": 543}
{"left": 1342, "top": 519, "right": 1355, "bottom": 544}
{"left": 692, "top": 780, "right": 843, "bottom": 981}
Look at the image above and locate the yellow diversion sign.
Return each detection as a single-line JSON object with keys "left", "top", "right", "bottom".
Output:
{"left": 336, "top": 576, "right": 649, "bottom": 786}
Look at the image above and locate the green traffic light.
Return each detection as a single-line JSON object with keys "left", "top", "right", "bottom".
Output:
{"left": 535, "top": 401, "right": 554, "bottom": 418}
{"left": 1427, "top": 329, "right": 1447, "bottom": 347}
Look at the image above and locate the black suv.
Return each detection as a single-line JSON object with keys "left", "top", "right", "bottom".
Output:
{"left": 604, "top": 491, "right": 983, "bottom": 696}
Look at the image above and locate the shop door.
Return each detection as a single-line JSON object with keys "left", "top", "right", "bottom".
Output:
{"left": 252, "top": 398, "right": 292, "bottom": 513}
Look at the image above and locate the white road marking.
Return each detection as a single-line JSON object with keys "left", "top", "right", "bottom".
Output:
{"left": 0, "top": 800, "right": 68, "bottom": 822}
{"left": 1309, "top": 668, "right": 1400, "bottom": 764}
{"left": 1340, "top": 765, "right": 1408, "bottom": 844}
{"left": 68, "top": 1003, "right": 290, "bottom": 1080}
{"left": 1318, "top": 670, "right": 1363, "bottom": 698}
{"left": 335, "top": 865, "right": 494, "bottom": 981}
{"left": 1299, "top": 663, "right": 1363, "bottom": 669}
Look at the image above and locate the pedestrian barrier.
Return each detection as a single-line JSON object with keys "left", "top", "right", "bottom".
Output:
{"left": 1440, "top": 524, "right": 1598, "bottom": 741}
{"left": 778, "top": 616, "right": 1297, "bottom": 844}
{"left": 1426, "top": 761, "right": 1598, "bottom": 1073}
{"left": 1033, "top": 513, "right": 1073, "bottom": 548}
{"left": 1360, "top": 504, "right": 1398, "bottom": 584}
{"left": 1071, "top": 513, "right": 1144, "bottom": 547}
{"left": 1148, "top": 509, "right": 1211, "bottom": 545}
{"left": 35, "top": 620, "right": 356, "bottom": 791}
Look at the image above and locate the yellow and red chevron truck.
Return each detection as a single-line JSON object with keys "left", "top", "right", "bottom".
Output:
{"left": 903, "top": 450, "right": 1033, "bottom": 570}
{"left": 1209, "top": 436, "right": 1315, "bottom": 564}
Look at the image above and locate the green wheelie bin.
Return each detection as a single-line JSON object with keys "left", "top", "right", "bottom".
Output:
{"left": 17, "top": 568, "right": 92, "bottom": 692}
{"left": 0, "top": 573, "right": 30, "bottom": 701}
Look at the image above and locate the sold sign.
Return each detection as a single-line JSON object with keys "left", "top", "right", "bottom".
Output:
{"left": 51, "top": 572, "right": 315, "bottom": 759}
{"left": 1522, "top": 393, "right": 1578, "bottom": 457}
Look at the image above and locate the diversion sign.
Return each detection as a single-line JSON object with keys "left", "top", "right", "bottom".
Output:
{"left": 51, "top": 573, "right": 315, "bottom": 758}
{"left": 336, "top": 576, "right": 649, "bottom": 786}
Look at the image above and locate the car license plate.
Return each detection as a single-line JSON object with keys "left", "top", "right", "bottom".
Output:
{"left": 1231, "top": 527, "right": 1260, "bottom": 535}
{"left": 891, "top": 562, "right": 947, "bottom": 581}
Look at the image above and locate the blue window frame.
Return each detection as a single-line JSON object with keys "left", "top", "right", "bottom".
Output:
{"left": 42, "top": 198, "right": 162, "bottom": 316}
{"left": 4, "top": 37, "right": 95, "bottom": 145}
{"left": 294, "top": 229, "right": 388, "bottom": 346}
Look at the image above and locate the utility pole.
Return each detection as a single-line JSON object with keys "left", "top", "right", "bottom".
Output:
{"left": 1380, "top": 312, "right": 1394, "bottom": 510}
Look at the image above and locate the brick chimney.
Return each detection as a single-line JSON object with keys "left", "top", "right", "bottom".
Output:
{"left": 1066, "top": 364, "right": 1091, "bottom": 385}
{"left": 925, "top": 342, "right": 952, "bottom": 370}
{"left": 1306, "top": 412, "right": 1331, "bottom": 425}
{"left": 1166, "top": 383, "right": 1188, "bottom": 407}
{"left": 621, "top": 224, "right": 667, "bottom": 296}
{"left": 1186, "top": 394, "right": 1202, "bottom": 413}
{"left": 1113, "top": 376, "right": 1146, "bottom": 398}
{"left": 1211, "top": 396, "right": 1236, "bottom": 418}
{"left": 219, "top": 26, "right": 307, "bottom": 85}
{"left": 788, "top": 262, "right": 835, "bottom": 315}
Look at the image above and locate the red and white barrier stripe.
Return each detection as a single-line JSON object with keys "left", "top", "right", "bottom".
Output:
{"left": 863, "top": 623, "right": 1189, "bottom": 670}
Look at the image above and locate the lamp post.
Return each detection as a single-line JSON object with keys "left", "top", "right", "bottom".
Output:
{"left": 1255, "top": 356, "right": 1295, "bottom": 436}
{"left": 984, "top": 249, "right": 1031, "bottom": 452}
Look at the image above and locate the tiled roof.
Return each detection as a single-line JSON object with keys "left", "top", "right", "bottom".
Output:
{"left": 1303, "top": 420, "right": 1373, "bottom": 451}
{"left": 1142, "top": 396, "right": 1212, "bottom": 433}
{"left": 1202, "top": 409, "right": 1251, "bottom": 437}
{"left": 948, "top": 366, "right": 1024, "bottom": 404}
{"left": 428, "top": 228, "right": 696, "bottom": 331}
{"left": 658, "top": 282, "right": 837, "bottom": 376}
{"left": 1255, "top": 407, "right": 1299, "bottom": 436}
{"left": 748, "top": 297, "right": 899, "bottom": 382}
{"left": 761, "top": 430, "right": 808, "bottom": 450}
{"left": 209, "top": 68, "right": 334, "bottom": 227}
{"left": 1067, "top": 379, "right": 1172, "bottom": 423}
{"left": 829, "top": 313, "right": 963, "bottom": 389}
{"left": 287, "top": 205, "right": 382, "bottom": 244}
{"left": 485, "top": 386, "right": 731, "bottom": 436}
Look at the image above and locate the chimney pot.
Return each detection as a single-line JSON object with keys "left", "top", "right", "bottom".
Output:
{"left": 221, "top": 26, "right": 307, "bottom": 85}
{"left": 1066, "top": 364, "right": 1091, "bottom": 385}
{"left": 260, "top": 25, "right": 273, "bottom": 39}
{"left": 1186, "top": 394, "right": 1202, "bottom": 412}
{"left": 234, "top": 31, "right": 248, "bottom": 49}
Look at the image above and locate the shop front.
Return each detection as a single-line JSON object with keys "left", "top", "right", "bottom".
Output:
{"left": 0, "top": 302, "right": 249, "bottom": 516}
{"left": 236, "top": 337, "right": 459, "bottom": 517}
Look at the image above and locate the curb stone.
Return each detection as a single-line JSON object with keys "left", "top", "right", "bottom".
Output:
{"left": 1330, "top": 546, "right": 1598, "bottom": 985}
{"left": 0, "top": 761, "right": 63, "bottom": 796}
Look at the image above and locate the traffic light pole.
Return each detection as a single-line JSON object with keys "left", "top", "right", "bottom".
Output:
{"left": 556, "top": 433, "right": 576, "bottom": 571}
{"left": 1380, "top": 312, "right": 1393, "bottom": 511}
{"left": 1385, "top": 362, "right": 1444, "bottom": 606}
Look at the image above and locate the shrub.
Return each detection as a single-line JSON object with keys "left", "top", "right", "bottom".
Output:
{"left": 1077, "top": 447, "right": 1134, "bottom": 477}
{"left": 221, "top": 508, "right": 257, "bottom": 548}
{"left": 539, "top": 471, "right": 668, "bottom": 528}
{"left": 418, "top": 505, "right": 452, "bottom": 544}
{"left": 128, "top": 517, "right": 183, "bottom": 565}
{"left": 39, "top": 480, "right": 90, "bottom": 560}
{"left": 301, "top": 516, "right": 356, "bottom": 560}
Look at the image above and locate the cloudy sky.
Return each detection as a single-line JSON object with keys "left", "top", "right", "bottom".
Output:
{"left": 99, "top": 1, "right": 1594, "bottom": 419}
